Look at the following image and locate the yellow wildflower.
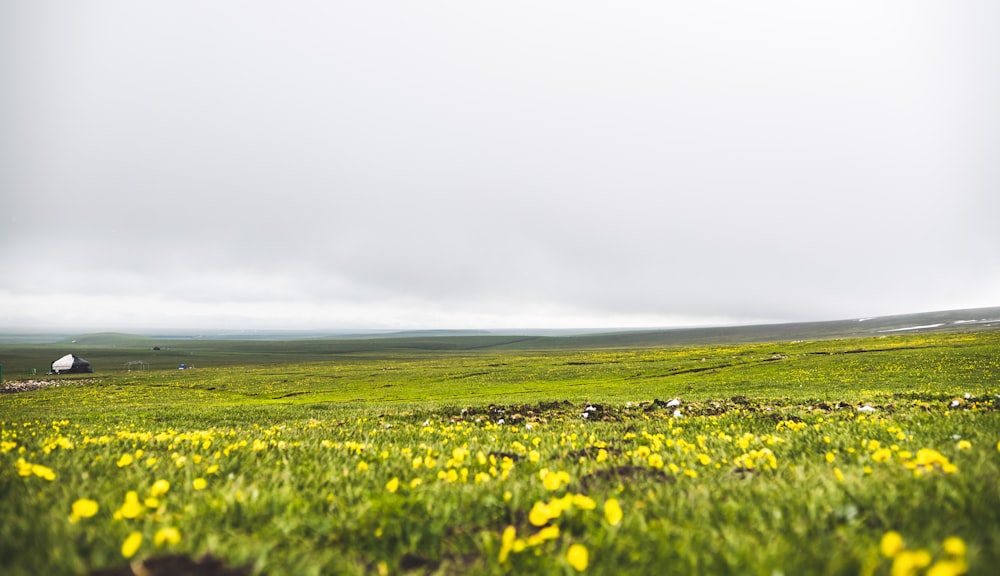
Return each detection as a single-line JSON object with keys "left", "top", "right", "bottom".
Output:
{"left": 386, "top": 477, "right": 400, "bottom": 494}
{"left": 192, "top": 478, "right": 207, "bottom": 491}
{"left": 116, "top": 454, "right": 134, "bottom": 468}
{"left": 872, "top": 448, "right": 892, "bottom": 463}
{"left": 150, "top": 479, "right": 170, "bottom": 497}
{"left": 892, "top": 549, "right": 932, "bottom": 576}
{"left": 121, "top": 531, "right": 143, "bottom": 558}
{"left": 527, "top": 524, "right": 560, "bottom": 546}
{"left": 118, "top": 491, "right": 143, "bottom": 519}
{"left": 956, "top": 440, "right": 971, "bottom": 451}
{"left": 28, "top": 463, "right": 56, "bottom": 481}
{"left": 572, "top": 494, "right": 597, "bottom": 510}
{"left": 926, "top": 560, "right": 968, "bottom": 576}
{"left": 942, "top": 536, "right": 966, "bottom": 557}
{"left": 881, "top": 531, "right": 905, "bottom": 558}
{"left": 154, "top": 526, "right": 181, "bottom": 546}
{"left": 498, "top": 526, "right": 516, "bottom": 563}
{"left": 529, "top": 501, "right": 560, "bottom": 527}
{"left": 567, "top": 544, "right": 589, "bottom": 572}
{"left": 604, "top": 498, "right": 623, "bottom": 526}
{"left": 540, "top": 468, "right": 570, "bottom": 491}
{"left": 69, "top": 498, "right": 99, "bottom": 523}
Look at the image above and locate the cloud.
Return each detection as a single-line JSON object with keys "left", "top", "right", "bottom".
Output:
{"left": 2, "top": 1, "right": 998, "bottom": 330}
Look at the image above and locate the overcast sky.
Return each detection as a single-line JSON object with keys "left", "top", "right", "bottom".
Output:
{"left": 2, "top": 1, "right": 998, "bottom": 331}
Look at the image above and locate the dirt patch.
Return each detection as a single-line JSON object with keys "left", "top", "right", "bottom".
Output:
{"left": 579, "top": 465, "right": 676, "bottom": 491}
{"left": 90, "top": 554, "right": 252, "bottom": 576}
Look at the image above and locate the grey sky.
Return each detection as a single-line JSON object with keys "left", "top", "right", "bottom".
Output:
{"left": 2, "top": 1, "right": 998, "bottom": 330}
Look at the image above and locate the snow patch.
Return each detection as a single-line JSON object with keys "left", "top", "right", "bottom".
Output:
{"left": 877, "top": 324, "right": 945, "bottom": 333}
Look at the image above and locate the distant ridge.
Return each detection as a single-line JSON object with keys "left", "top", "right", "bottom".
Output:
{"left": 531, "top": 306, "right": 1000, "bottom": 349}
{"left": 2, "top": 306, "right": 998, "bottom": 348}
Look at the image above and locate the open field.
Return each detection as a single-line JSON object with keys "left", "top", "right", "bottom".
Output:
{"left": 2, "top": 330, "right": 999, "bottom": 574}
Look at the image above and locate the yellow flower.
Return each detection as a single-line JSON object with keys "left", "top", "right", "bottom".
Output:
{"left": 119, "top": 491, "right": 143, "bottom": 519}
{"left": 572, "top": 494, "right": 597, "bottom": 510}
{"left": 192, "top": 478, "right": 207, "bottom": 491}
{"left": 942, "top": 536, "right": 966, "bottom": 557}
{"left": 154, "top": 526, "right": 181, "bottom": 546}
{"left": 881, "top": 531, "right": 905, "bottom": 558}
{"left": 121, "top": 531, "right": 143, "bottom": 558}
{"left": 69, "top": 498, "right": 99, "bottom": 523}
{"left": 567, "top": 544, "right": 589, "bottom": 572}
{"left": 498, "top": 526, "right": 517, "bottom": 563}
{"left": 540, "top": 468, "right": 570, "bottom": 491}
{"left": 647, "top": 453, "right": 664, "bottom": 469}
{"left": 529, "top": 501, "right": 559, "bottom": 527}
{"left": 825, "top": 452, "right": 836, "bottom": 463}
{"left": 385, "top": 477, "right": 400, "bottom": 494}
{"left": 697, "top": 453, "right": 712, "bottom": 466}
{"left": 527, "top": 524, "right": 560, "bottom": 546}
{"left": 117, "top": 454, "right": 134, "bottom": 468}
{"left": 31, "top": 464, "right": 56, "bottom": 481}
{"left": 926, "top": 560, "right": 968, "bottom": 576}
{"left": 833, "top": 467, "right": 845, "bottom": 482}
{"left": 956, "top": 440, "right": 971, "bottom": 451}
{"left": 892, "top": 549, "right": 932, "bottom": 576}
{"left": 150, "top": 479, "right": 170, "bottom": 497}
{"left": 604, "top": 498, "right": 623, "bottom": 526}
{"left": 145, "top": 497, "right": 160, "bottom": 509}
{"left": 872, "top": 448, "right": 892, "bottom": 463}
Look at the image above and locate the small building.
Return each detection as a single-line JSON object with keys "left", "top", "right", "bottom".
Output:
{"left": 51, "top": 354, "right": 93, "bottom": 374}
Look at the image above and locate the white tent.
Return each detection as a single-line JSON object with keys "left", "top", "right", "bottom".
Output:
{"left": 51, "top": 354, "right": 93, "bottom": 374}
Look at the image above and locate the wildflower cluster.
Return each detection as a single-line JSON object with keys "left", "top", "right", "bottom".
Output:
{"left": 879, "top": 531, "right": 968, "bottom": 576}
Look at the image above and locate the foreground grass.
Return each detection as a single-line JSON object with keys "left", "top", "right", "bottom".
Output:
{"left": 1, "top": 332, "right": 999, "bottom": 575}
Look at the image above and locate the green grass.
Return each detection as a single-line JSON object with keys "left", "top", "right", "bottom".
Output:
{"left": 1, "top": 331, "right": 999, "bottom": 575}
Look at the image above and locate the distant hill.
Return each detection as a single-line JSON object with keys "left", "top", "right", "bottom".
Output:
{"left": 1, "top": 307, "right": 997, "bottom": 376}
{"left": 523, "top": 306, "right": 1000, "bottom": 349}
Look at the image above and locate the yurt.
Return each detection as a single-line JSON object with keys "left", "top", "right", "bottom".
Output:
{"left": 51, "top": 354, "right": 93, "bottom": 374}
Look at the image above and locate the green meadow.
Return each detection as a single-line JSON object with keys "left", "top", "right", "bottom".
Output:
{"left": 2, "top": 330, "right": 999, "bottom": 575}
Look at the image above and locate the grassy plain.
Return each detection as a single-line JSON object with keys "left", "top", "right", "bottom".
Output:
{"left": 1, "top": 330, "right": 999, "bottom": 575}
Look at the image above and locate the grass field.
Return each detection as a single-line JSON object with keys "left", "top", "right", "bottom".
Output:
{"left": 2, "top": 330, "right": 999, "bottom": 575}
